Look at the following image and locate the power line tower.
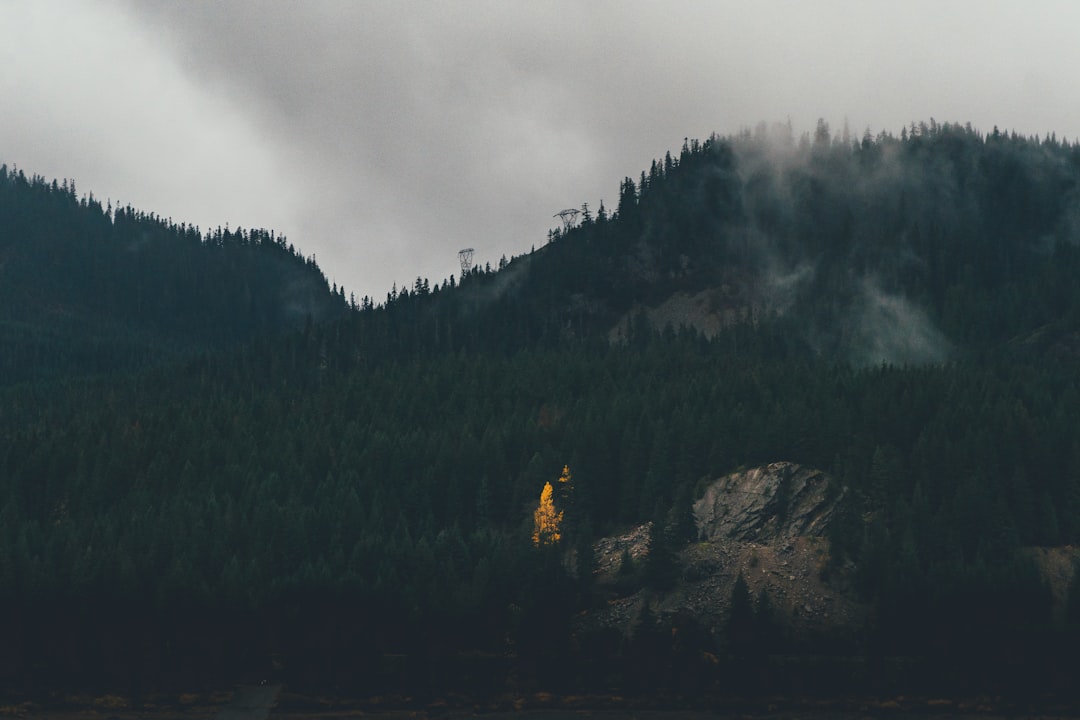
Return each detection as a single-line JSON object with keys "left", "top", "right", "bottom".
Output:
{"left": 458, "top": 247, "right": 475, "bottom": 275}
{"left": 554, "top": 208, "right": 580, "bottom": 232}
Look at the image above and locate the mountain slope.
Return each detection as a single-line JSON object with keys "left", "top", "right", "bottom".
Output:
{"left": 0, "top": 165, "right": 346, "bottom": 385}
{"left": 368, "top": 121, "right": 1080, "bottom": 365}
{"left": 4, "top": 124, "right": 1080, "bottom": 697}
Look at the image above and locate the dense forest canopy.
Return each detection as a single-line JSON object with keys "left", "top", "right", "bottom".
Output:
{"left": 3, "top": 121, "right": 1080, "bottom": 696}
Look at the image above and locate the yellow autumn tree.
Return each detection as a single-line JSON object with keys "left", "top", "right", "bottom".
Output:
{"left": 532, "top": 481, "right": 563, "bottom": 546}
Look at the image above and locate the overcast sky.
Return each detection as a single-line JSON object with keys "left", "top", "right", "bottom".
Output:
{"left": 3, "top": 1, "right": 1080, "bottom": 299}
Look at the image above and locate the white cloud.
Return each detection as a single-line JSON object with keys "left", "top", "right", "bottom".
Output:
{"left": 0, "top": 1, "right": 298, "bottom": 235}
{"left": 4, "top": 1, "right": 1080, "bottom": 298}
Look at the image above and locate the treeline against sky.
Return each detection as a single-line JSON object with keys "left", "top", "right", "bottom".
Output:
{"left": 0, "top": 165, "right": 346, "bottom": 385}
{"left": 4, "top": 123, "right": 1080, "bottom": 694}
{"left": 357, "top": 120, "right": 1080, "bottom": 363}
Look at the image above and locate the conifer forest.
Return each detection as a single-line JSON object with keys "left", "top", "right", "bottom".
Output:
{"left": 5, "top": 121, "right": 1080, "bottom": 701}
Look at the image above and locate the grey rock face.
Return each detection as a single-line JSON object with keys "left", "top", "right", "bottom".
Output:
{"left": 693, "top": 461, "right": 842, "bottom": 543}
{"left": 582, "top": 462, "right": 864, "bottom": 642}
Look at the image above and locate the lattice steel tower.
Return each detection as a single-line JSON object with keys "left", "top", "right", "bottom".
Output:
{"left": 554, "top": 208, "right": 580, "bottom": 232}
{"left": 458, "top": 247, "right": 475, "bottom": 275}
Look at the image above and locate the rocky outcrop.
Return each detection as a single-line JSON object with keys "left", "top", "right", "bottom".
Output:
{"left": 694, "top": 461, "right": 842, "bottom": 543}
{"left": 593, "top": 522, "right": 653, "bottom": 578}
{"left": 608, "top": 286, "right": 760, "bottom": 343}
{"left": 584, "top": 462, "right": 864, "bottom": 642}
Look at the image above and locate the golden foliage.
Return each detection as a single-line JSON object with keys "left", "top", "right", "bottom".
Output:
{"left": 532, "top": 481, "right": 563, "bottom": 546}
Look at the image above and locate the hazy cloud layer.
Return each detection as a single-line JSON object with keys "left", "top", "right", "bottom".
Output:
{"left": 852, "top": 278, "right": 951, "bottom": 366}
{"left": 4, "top": 1, "right": 1080, "bottom": 297}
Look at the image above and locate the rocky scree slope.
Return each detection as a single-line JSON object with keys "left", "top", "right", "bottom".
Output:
{"left": 586, "top": 462, "right": 866, "bottom": 644}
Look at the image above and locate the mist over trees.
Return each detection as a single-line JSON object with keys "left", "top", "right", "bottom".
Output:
{"left": 3, "top": 121, "right": 1080, "bottom": 696}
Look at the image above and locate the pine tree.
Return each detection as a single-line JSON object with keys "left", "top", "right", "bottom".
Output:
{"left": 643, "top": 519, "right": 677, "bottom": 591}
{"left": 726, "top": 573, "right": 755, "bottom": 655}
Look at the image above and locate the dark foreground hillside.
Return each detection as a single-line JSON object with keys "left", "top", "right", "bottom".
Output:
{"left": 4, "top": 123, "right": 1080, "bottom": 700}
{"left": 3, "top": 337, "right": 1080, "bottom": 697}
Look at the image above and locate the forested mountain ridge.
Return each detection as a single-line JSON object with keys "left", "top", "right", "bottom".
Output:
{"left": 0, "top": 164, "right": 347, "bottom": 385}
{"left": 5, "top": 122, "right": 1080, "bottom": 699}
{"left": 354, "top": 120, "right": 1080, "bottom": 365}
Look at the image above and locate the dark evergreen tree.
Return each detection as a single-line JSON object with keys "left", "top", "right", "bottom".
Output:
{"left": 726, "top": 573, "right": 756, "bottom": 656}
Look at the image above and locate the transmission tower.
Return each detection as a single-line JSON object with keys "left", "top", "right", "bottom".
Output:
{"left": 458, "top": 247, "right": 475, "bottom": 275}
{"left": 554, "top": 208, "right": 580, "bottom": 232}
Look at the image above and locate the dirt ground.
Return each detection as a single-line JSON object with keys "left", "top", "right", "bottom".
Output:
{"left": 0, "top": 685, "right": 278, "bottom": 720}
